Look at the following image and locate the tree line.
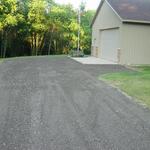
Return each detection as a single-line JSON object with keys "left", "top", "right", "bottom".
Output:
{"left": 0, "top": 0, "right": 95, "bottom": 58}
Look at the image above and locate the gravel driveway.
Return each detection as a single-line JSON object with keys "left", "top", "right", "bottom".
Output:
{"left": 0, "top": 56, "right": 150, "bottom": 150}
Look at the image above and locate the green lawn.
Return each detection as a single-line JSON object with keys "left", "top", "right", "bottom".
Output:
{"left": 100, "top": 66, "right": 150, "bottom": 108}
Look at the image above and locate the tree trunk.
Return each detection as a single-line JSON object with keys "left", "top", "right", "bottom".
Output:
{"left": 48, "top": 28, "right": 54, "bottom": 55}
{"left": 31, "top": 33, "right": 37, "bottom": 56}
{"left": 39, "top": 35, "right": 45, "bottom": 55}
{"left": 31, "top": 36, "right": 34, "bottom": 55}
{"left": 3, "top": 31, "right": 8, "bottom": 58}
{"left": 0, "top": 30, "right": 4, "bottom": 58}
{"left": 36, "top": 35, "right": 38, "bottom": 56}
{"left": 38, "top": 34, "right": 44, "bottom": 55}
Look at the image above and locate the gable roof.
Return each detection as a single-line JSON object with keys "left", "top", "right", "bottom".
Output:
{"left": 91, "top": 0, "right": 150, "bottom": 27}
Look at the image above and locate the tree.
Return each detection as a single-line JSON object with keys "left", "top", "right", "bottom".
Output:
{"left": 0, "top": 0, "right": 22, "bottom": 58}
{"left": 81, "top": 10, "right": 95, "bottom": 54}
{"left": 0, "top": 0, "right": 95, "bottom": 57}
{"left": 27, "top": 0, "right": 48, "bottom": 55}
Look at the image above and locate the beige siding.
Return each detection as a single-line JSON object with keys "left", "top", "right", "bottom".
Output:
{"left": 121, "top": 24, "right": 150, "bottom": 64}
{"left": 92, "top": 1, "right": 121, "bottom": 57}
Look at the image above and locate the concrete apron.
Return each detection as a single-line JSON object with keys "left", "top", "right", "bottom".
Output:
{"left": 70, "top": 56, "right": 117, "bottom": 65}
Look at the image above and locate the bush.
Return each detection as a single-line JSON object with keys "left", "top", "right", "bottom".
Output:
{"left": 69, "top": 50, "right": 84, "bottom": 57}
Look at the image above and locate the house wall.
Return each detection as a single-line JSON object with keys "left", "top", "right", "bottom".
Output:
{"left": 92, "top": 1, "right": 121, "bottom": 57}
{"left": 121, "top": 23, "right": 150, "bottom": 64}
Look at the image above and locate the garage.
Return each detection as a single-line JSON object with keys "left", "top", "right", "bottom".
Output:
{"left": 91, "top": 0, "right": 150, "bottom": 64}
{"left": 100, "top": 29, "right": 119, "bottom": 62}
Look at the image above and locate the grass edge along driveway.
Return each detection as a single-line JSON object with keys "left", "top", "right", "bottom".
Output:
{"left": 100, "top": 66, "right": 150, "bottom": 108}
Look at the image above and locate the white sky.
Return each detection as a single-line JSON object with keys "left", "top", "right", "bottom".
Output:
{"left": 55, "top": 0, "right": 100, "bottom": 10}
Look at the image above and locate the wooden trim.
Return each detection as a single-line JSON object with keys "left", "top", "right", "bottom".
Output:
{"left": 123, "top": 21, "right": 150, "bottom": 25}
{"left": 96, "top": 47, "right": 99, "bottom": 58}
{"left": 91, "top": 46, "right": 94, "bottom": 56}
{"left": 117, "top": 48, "right": 121, "bottom": 64}
{"left": 100, "top": 27, "right": 120, "bottom": 31}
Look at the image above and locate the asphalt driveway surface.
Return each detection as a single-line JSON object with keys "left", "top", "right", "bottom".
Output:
{"left": 0, "top": 56, "right": 150, "bottom": 150}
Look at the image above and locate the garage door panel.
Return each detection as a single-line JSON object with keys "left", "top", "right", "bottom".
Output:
{"left": 100, "top": 29, "right": 119, "bottom": 62}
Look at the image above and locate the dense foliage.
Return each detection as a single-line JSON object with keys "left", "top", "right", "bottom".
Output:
{"left": 0, "top": 0, "right": 95, "bottom": 58}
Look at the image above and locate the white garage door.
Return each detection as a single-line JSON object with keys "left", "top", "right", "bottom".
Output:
{"left": 100, "top": 29, "right": 119, "bottom": 62}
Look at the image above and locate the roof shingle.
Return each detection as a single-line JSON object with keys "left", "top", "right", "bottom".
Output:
{"left": 107, "top": 0, "right": 150, "bottom": 22}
